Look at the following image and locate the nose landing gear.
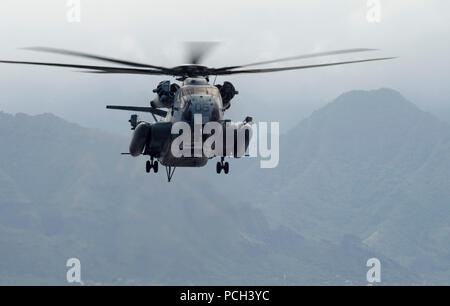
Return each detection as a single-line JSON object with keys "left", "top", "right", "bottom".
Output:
{"left": 145, "top": 157, "right": 176, "bottom": 182}
{"left": 146, "top": 158, "right": 159, "bottom": 173}
{"left": 216, "top": 157, "right": 229, "bottom": 174}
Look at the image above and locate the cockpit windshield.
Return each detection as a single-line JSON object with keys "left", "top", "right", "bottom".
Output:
{"left": 181, "top": 87, "right": 219, "bottom": 97}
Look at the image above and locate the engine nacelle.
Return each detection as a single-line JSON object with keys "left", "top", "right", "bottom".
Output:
{"left": 129, "top": 121, "right": 173, "bottom": 157}
{"left": 129, "top": 122, "right": 151, "bottom": 157}
{"left": 146, "top": 122, "right": 173, "bottom": 156}
{"left": 150, "top": 81, "right": 180, "bottom": 108}
{"left": 215, "top": 81, "right": 238, "bottom": 110}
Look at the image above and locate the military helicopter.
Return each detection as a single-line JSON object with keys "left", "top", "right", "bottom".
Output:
{"left": 0, "top": 43, "right": 394, "bottom": 181}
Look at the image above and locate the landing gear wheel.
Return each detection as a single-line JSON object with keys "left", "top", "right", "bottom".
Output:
{"left": 146, "top": 160, "right": 151, "bottom": 173}
{"left": 216, "top": 162, "right": 222, "bottom": 174}
{"left": 224, "top": 162, "right": 229, "bottom": 174}
{"left": 216, "top": 158, "right": 229, "bottom": 175}
{"left": 153, "top": 161, "right": 159, "bottom": 173}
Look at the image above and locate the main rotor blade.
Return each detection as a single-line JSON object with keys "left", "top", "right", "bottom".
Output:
{"left": 213, "top": 57, "right": 396, "bottom": 75}
{"left": 23, "top": 46, "right": 171, "bottom": 72}
{"left": 215, "top": 48, "right": 378, "bottom": 71}
{"left": 0, "top": 60, "right": 169, "bottom": 75}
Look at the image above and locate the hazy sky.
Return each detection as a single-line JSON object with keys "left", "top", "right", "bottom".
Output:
{"left": 0, "top": 0, "right": 449, "bottom": 134}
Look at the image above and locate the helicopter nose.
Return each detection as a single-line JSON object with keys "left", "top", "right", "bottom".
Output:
{"left": 187, "top": 101, "right": 213, "bottom": 125}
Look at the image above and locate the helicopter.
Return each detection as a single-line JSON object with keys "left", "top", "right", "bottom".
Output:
{"left": 0, "top": 43, "right": 395, "bottom": 182}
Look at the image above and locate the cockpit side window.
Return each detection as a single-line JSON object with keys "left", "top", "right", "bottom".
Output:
{"left": 206, "top": 87, "right": 219, "bottom": 96}
{"left": 174, "top": 95, "right": 186, "bottom": 109}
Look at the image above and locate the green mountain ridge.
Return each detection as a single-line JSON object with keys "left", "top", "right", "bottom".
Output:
{"left": 0, "top": 88, "right": 447, "bottom": 284}
{"left": 234, "top": 88, "right": 450, "bottom": 283}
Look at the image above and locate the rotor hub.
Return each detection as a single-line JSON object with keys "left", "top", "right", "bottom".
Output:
{"left": 171, "top": 64, "right": 211, "bottom": 78}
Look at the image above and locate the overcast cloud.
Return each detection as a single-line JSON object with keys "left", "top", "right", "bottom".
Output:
{"left": 0, "top": 0, "right": 449, "bottom": 133}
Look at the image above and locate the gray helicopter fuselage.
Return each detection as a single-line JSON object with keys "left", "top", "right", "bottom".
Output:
{"left": 152, "top": 77, "right": 225, "bottom": 167}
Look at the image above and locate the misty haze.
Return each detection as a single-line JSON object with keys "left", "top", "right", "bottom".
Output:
{"left": 0, "top": 1, "right": 449, "bottom": 286}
